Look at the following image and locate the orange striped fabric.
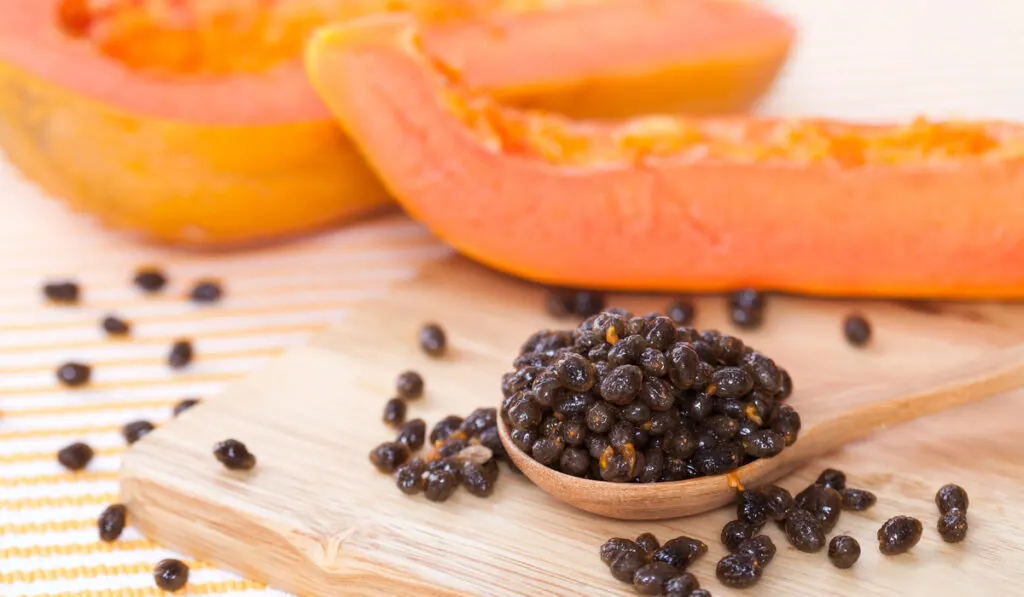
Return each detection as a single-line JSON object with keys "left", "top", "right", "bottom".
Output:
{"left": 0, "top": 158, "right": 445, "bottom": 596}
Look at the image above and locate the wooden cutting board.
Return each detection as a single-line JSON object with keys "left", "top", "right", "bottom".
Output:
{"left": 120, "top": 258, "right": 1024, "bottom": 596}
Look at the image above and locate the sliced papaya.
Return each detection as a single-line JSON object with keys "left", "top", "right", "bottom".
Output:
{"left": 307, "top": 15, "right": 1024, "bottom": 299}
{"left": 0, "top": 0, "right": 793, "bottom": 247}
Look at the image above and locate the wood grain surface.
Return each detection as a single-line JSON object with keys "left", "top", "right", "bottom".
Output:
{"left": 121, "top": 258, "right": 1024, "bottom": 596}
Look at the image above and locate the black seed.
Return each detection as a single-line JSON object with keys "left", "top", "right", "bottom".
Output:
{"left": 459, "top": 408, "right": 496, "bottom": 438}
{"left": 638, "top": 447, "right": 664, "bottom": 482}
{"left": 638, "top": 377, "right": 675, "bottom": 411}
{"left": 607, "top": 334, "right": 646, "bottom": 367}
{"left": 599, "top": 365, "right": 643, "bottom": 405}
{"left": 153, "top": 558, "right": 189, "bottom": 592}
{"left": 663, "top": 573, "right": 699, "bottom": 597}
{"left": 651, "top": 536, "right": 708, "bottom": 571}
{"left": 419, "top": 323, "right": 447, "bottom": 357}
{"left": 645, "top": 316, "right": 677, "bottom": 352}
{"left": 559, "top": 446, "right": 590, "bottom": 476}
{"left": 436, "top": 438, "right": 468, "bottom": 459}
{"left": 561, "top": 418, "right": 587, "bottom": 447}
{"left": 394, "top": 458, "right": 426, "bottom": 494}
{"left": 816, "top": 468, "right": 847, "bottom": 490}
{"left": 555, "top": 392, "right": 594, "bottom": 419}
{"left": 56, "top": 362, "right": 91, "bottom": 387}
{"left": 395, "top": 371, "right": 424, "bottom": 400}
{"left": 703, "top": 415, "right": 739, "bottom": 442}
{"left": 716, "top": 552, "right": 762, "bottom": 588}
{"left": 638, "top": 347, "right": 667, "bottom": 378}
{"left": 97, "top": 504, "right": 127, "bottom": 542}
{"left": 690, "top": 591, "right": 712, "bottom": 597}
{"left": 785, "top": 509, "right": 826, "bottom": 553}
{"left": 877, "top": 515, "right": 923, "bottom": 555}
{"left": 840, "top": 488, "right": 877, "bottom": 511}
{"left": 667, "top": 343, "right": 700, "bottom": 389}
{"left": 936, "top": 483, "right": 970, "bottom": 514}
{"left": 586, "top": 433, "right": 611, "bottom": 459}
{"left": 828, "top": 535, "right": 861, "bottom": 569}
{"left": 710, "top": 367, "right": 754, "bottom": 399}
{"left": 133, "top": 268, "right": 167, "bottom": 293}
{"left": 383, "top": 398, "right": 407, "bottom": 428}
{"left": 531, "top": 436, "right": 565, "bottom": 467}
{"left": 609, "top": 421, "right": 637, "bottom": 450}
{"left": 737, "top": 535, "right": 776, "bottom": 567}
{"left": 168, "top": 340, "right": 194, "bottom": 369}
{"left": 659, "top": 457, "right": 690, "bottom": 482}
{"left": 769, "top": 404, "right": 801, "bottom": 445}
{"left": 777, "top": 368, "right": 793, "bottom": 399}
{"left": 730, "top": 289, "right": 766, "bottom": 314}
{"left": 122, "top": 420, "right": 155, "bottom": 445}
{"left": 938, "top": 508, "right": 969, "bottom": 543}
{"left": 531, "top": 372, "right": 560, "bottom": 407}
{"left": 692, "top": 443, "right": 742, "bottom": 476}
{"left": 101, "top": 315, "right": 131, "bottom": 336}
{"left": 683, "top": 392, "right": 714, "bottom": 422}
{"left": 737, "top": 490, "right": 770, "bottom": 527}
{"left": 510, "top": 428, "right": 539, "bottom": 454}
{"left": 172, "top": 398, "right": 200, "bottom": 417}
{"left": 609, "top": 549, "right": 648, "bottom": 583}
{"left": 600, "top": 537, "right": 640, "bottom": 566}
{"left": 552, "top": 353, "right": 596, "bottom": 392}
{"left": 647, "top": 409, "right": 679, "bottom": 436}
{"left": 574, "top": 291, "right": 606, "bottom": 317}
{"left": 635, "top": 532, "right": 660, "bottom": 557}
{"left": 619, "top": 402, "right": 651, "bottom": 424}
{"left": 585, "top": 401, "right": 617, "bottom": 433}
{"left": 545, "top": 290, "right": 576, "bottom": 318}
{"left": 43, "top": 280, "right": 80, "bottom": 304}
{"left": 843, "top": 314, "right": 872, "bottom": 346}
{"left": 396, "top": 419, "right": 426, "bottom": 450}
{"left": 214, "top": 439, "right": 256, "bottom": 471}
{"left": 427, "top": 456, "right": 464, "bottom": 482}
{"left": 712, "top": 335, "right": 746, "bottom": 365}
{"left": 508, "top": 397, "right": 542, "bottom": 431}
{"left": 633, "top": 562, "right": 677, "bottom": 595}
{"left": 57, "top": 442, "right": 93, "bottom": 471}
{"left": 462, "top": 461, "right": 498, "bottom": 497}
{"left": 721, "top": 519, "right": 757, "bottom": 552}
{"left": 189, "top": 280, "right": 223, "bottom": 303}
{"left": 423, "top": 469, "right": 460, "bottom": 502}
{"left": 715, "top": 398, "right": 747, "bottom": 420}
{"left": 663, "top": 426, "right": 698, "bottom": 459}
{"left": 479, "top": 427, "right": 505, "bottom": 459}
{"left": 667, "top": 300, "right": 695, "bottom": 325}
{"left": 795, "top": 484, "right": 843, "bottom": 534}
{"left": 741, "top": 429, "right": 785, "bottom": 458}
{"left": 761, "top": 484, "right": 795, "bottom": 521}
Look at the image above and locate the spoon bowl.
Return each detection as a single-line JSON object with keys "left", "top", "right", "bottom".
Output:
{"left": 500, "top": 344, "right": 1024, "bottom": 520}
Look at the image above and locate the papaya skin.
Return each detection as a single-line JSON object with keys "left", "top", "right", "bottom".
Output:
{"left": 0, "top": 0, "right": 793, "bottom": 247}
{"left": 307, "top": 16, "right": 1024, "bottom": 299}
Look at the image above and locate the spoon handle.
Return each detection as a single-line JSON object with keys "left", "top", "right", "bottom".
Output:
{"left": 789, "top": 344, "right": 1024, "bottom": 462}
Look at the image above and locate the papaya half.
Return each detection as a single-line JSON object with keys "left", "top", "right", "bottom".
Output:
{"left": 306, "top": 15, "right": 1024, "bottom": 299}
{"left": 0, "top": 0, "right": 793, "bottom": 247}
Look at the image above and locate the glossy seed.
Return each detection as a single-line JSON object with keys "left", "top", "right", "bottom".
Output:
{"left": 828, "top": 535, "right": 861, "bottom": 569}
{"left": 167, "top": 340, "right": 194, "bottom": 369}
{"left": 213, "top": 439, "right": 256, "bottom": 471}
{"left": 57, "top": 442, "right": 94, "bottom": 471}
{"left": 394, "top": 458, "right": 426, "bottom": 495}
{"left": 101, "top": 315, "right": 131, "bottom": 336}
{"left": 600, "top": 537, "right": 640, "bottom": 566}
{"left": 383, "top": 398, "right": 407, "bottom": 428}
{"left": 56, "top": 362, "right": 91, "bottom": 387}
{"left": 651, "top": 536, "right": 708, "bottom": 570}
{"left": 396, "top": 371, "right": 424, "bottom": 400}
{"left": 122, "top": 420, "right": 155, "bottom": 445}
{"left": 424, "top": 469, "right": 460, "bottom": 502}
{"left": 936, "top": 483, "right": 970, "bottom": 513}
{"left": 133, "top": 268, "right": 167, "bottom": 293}
{"left": 736, "top": 489, "right": 770, "bottom": 527}
{"left": 153, "top": 558, "right": 189, "bottom": 591}
{"left": 877, "top": 515, "right": 923, "bottom": 555}
{"left": 938, "top": 508, "right": 969, "bottom": 543}
{"left": 795, "top": 484, "right": 843, "bottom": 533}
{"left": 430, "top": 415, "right": 464, "bottom": 444}
{"left": 815, "top": 468, "right": 847, "bottom": 490}
{"left": 667, "top": 300, "right": 695, "bottom": 325}
{"left": 840, "top": 488, "right": 877, "bottom": 511}
{"left": 172, "top": 398, "right": 200, "bottom": 417}
{"left": 785, "top": 509, "right": 826, "bottom": 553}
{"left": 396, "top": 419, "right": 426, "bottom": 450}
{"left": 737, "top": 535, "right": 776, "bottom": 567}
{"left": 419, "top": 323, "right": 447, "bottom": 357}
{"left": 716, "top": 552, "right": 762, "bottom": 588}
{"left": 761, "top": 484, "right": 795, "bottom": 521}
{"left": 633, "top": 562, "right": 677, "bottom": 595}
{"left": 98, "top": 504, "right": 127, "bottom": 542}
{"left": 663, "top": 573, "right": 699, "bottom": 597}
{"left": 635, "top": 532, "right": 660, "bottom": 557}
{"left": 721, "top": 519, "right": 757, "bottom": 552}
{"left": 189, "top": 280, "right": 223, "bottom": 303}
{"left": 843, "top": 314, "right": 872, "bottom": 346}
{"left": 609, "top": 549, "right": 648, "bottom": 583}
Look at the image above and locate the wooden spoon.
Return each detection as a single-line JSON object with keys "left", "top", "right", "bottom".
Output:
{"left": 499, "top": 344, "right": 1024, "bottom": 520}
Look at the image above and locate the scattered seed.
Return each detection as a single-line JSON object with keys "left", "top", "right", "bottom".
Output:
{"left": 189, "top": 280, "right": 223, "bottom": 303}
{"left": 383, "top": 398, "right": 407, "bottom": 428}
{"left": 213, "top": 439, "right": 256, "bottom": 471}
{"left": 716, "top": 552, "right": 762, "bottom": 588}
{"left": 396, "top": 370, "right": 424, "bottom": 400}
{"left": 396, "top": 419, "right": 426, "bottom": 450}
{"left": 633, "top": 562, "right": 677, "bottom": 595}
{"left": 419, "top": 323, "right": 447, "bottom": 357}
{"left": 133, "top": 268, "right": 167, "bottom": 293}
{"left": 729, "top": 289, "right": 766, "bottom": 329}
{"left": 173, "top": 398, "right": 200, "bottom": 417}
{"left": 634, "top": 532, "right": 660, "bottom": 558}
{"left": 667, "top": 300, "right": 695, "bottom": 325}
{"left": 840, "top": 487, "right": 877, "bottom": 511}
{"left": 828, "top": 535, "right": 861, "bottom": 568}
{"left": 843, "top": 314, "right": 872, "bottom": 346}
{"left": 43, "top": 280, "right": 81, "bottom": 304}
{"left": 153, "top": 558, "right": 189, "bottom": 592}
{"left": 56, "top": 362, "right": 91, "bottom": 387}
{"left": 936, "top": 483, "right": 969, "bottom": 514}
{"left": 423, "top": 469, "right": 460, "bottom": 502}
{"left": 877, "top": 515, "right": 923, "bottom": 555}
{"left": 168, "top": 340, "right": 193, "bottom": 369}
{"left": 97, "top": 504, "right": 127, "bottom": 542}
{"left": 815, "top": 468, "right": 847, "bottom": 490}
{"left": 938, "top": 508, "right": 969, "bottom": 543}
{"left": 784, "top": 509, "right": 825, "bottom": 553}
{"left": 122, "top": 420, "right": 155, "bottom": 445}
{"left": 737, "top": 535, "right": 776, "bottom": 567}
{"left": 58, "top": 442, "right": 94, "bottom": 471}
{"left": 101, "top": 315, "right": 131, "bottom": 336}
{"left": 722, "top": 519, "right": 758, "bottom": 552}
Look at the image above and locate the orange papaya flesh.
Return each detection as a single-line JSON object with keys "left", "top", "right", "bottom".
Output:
{"left": 0, "top": 0, "right": 792, "bottom": 247}
{"left": 307, "top": 16, "right": 1024, "bottom": 299}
